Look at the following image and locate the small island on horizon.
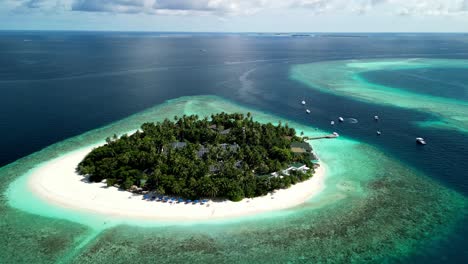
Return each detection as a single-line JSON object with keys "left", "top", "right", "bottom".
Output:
{"left": 77, "top": 113, "right": 318, "bottom": 202}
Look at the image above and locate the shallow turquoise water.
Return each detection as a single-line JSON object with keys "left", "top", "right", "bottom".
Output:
{"left": 290, "top": 58, "right": 468, "bottom": 134}
{"left": 1, "top": 95, "right": 466, "bottom": 263}
{"left": 360, "top": 68, "right": 468, "bottom": 100}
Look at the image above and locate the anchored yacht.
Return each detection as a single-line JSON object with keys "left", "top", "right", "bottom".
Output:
{"left": 416, "top": 137, "right": 427, "bottom": 145}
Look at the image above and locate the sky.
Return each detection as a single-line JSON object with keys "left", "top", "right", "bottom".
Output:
{"left": 1, "top": 0, "right": 468, "bottom": 32}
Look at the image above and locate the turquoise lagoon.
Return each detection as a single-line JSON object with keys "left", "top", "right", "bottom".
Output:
{"left": 1, "top": 95, "right": 466, "bottom": 263}
{"left": 290, "top": 59, "right": 468, "bottom": 134}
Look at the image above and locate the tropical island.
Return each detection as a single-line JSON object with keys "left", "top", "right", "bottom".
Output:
{"left": 77, "top": 113, "right": 317, "bottom": 201}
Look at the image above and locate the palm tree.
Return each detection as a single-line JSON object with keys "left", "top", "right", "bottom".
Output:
{"left": 203, "top": 180, "right": 219, "bottom": 198}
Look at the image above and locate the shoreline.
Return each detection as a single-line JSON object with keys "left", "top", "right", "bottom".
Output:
{"left": 27, "top": 145, "right": 327, "bottom": 221}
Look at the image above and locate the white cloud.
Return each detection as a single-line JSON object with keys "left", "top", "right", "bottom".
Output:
{"left": 11, "top": 0, "right": 65, "bottom": 13}
{"left": 68, "top": 0, "right": 271, "bottom": 15}
{"left": 391, "top": 0, "right": 468, "bottom": 16}
{"left": 8, "top": 0, "right": 468, "bottom": 17}
{"left": 71, "top": 0, "right": 150, "bottom": 13}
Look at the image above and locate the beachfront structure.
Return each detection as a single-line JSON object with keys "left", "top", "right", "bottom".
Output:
{"left": 270, "top": 163, "right": 311, "bottom": 178}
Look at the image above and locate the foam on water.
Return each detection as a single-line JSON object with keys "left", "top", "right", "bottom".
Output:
{"left": 1, "top": 95, "right": 466, "bottom": 263}
{"left": 290, "top": 58, "right": 468, "bottom": 133}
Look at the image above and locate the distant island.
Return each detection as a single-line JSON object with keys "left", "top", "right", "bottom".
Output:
{"left": 77, "top": 113, "right": 317, "bottom": 201}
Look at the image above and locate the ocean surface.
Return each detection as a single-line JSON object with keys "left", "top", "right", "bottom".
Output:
{"left": 0, "top": 32, "right": 467, "bottom": 263}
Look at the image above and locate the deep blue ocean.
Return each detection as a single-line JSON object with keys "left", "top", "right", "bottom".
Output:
{"left": 0, "top": 31, "right": 467, "bottom": 263}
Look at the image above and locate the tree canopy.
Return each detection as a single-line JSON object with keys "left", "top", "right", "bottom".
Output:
{"left": 77, "top": 113, "right": 315, "bottom": 201}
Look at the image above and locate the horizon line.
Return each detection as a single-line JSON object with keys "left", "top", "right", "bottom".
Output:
{"left": 1, "top": 29, "right": 468, "bottom": 34}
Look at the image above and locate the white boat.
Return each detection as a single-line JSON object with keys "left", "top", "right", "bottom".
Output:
{"left": 331, "top": 121, "right": 335, "bottom": 125}
{"left": 416, "top": 137, "right": 427, "bottom": 145}
{"left": 301, "top": 100, "right": 306, "bottom": 105}
{"left": 374, "top": 115, "right": 379, "bottom": 121}
{"left": 332, "top": 132, "right": 339, "bottom": 137}
{"left": 338, "top": 117, "right": 344, "bottom": 122}
{"left": 377, "top": 131, "right": 381, "bottom": 135}
{"left": 306, "top": 109, "right": 311, "bottom": 114}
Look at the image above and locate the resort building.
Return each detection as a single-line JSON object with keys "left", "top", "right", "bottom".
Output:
{"left": 168, "top": 142, "right": 239, "bottom": 158}
{"left": 208, "top": 124, "right": 231, "bottom": 135}
{"left": 270, "top": 163, "right": 310, "bottom": 178}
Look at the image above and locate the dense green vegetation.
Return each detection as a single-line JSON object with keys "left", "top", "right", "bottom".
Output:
{"left": 77, "top": 113, "right": 315, "bottom": 201}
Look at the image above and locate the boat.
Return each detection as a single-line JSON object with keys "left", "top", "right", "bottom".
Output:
{"left": 306, "top": 109, "right": 311, "bottom": 114}
{"left": 416, "top": 137, "right": 427, "bottom": 145}
{"left": 332, "top": 132, "right": 339, "bottom": 137}
{"left": 338, "top": 117, "right": 344, "bottom": 122}
{"left": 374, "top": 115, "right": 379, "bottom": 121}
{"left": 331, "top": 121, "right": 335, "bottom": 125}
{"left": 377, "top": 131, "right": 381, "bottom": 135}
{"left": 301, "top": 100, "right": 306, "bottom": 105}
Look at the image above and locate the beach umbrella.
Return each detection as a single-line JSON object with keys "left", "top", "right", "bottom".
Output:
{"left": 186, "top": 200, "right": 192, "bottom": 203}
{"left": 194, "top": 200, "right": 199, "bottom": 204}
{"left": 178, "top": 198, "right": 184, "bottom": 203}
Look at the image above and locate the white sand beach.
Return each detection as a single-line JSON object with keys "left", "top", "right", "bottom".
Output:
{"left": 27, "top": 145, "right": 326, "bottom": 221}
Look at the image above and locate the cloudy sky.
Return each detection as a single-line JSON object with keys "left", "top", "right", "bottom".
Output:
{"left": 1, "top": 0, "right": 468, "bottom": 31}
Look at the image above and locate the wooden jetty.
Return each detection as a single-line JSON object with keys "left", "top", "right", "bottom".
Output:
{"left": 305, "top": 134, "right": 339, "bottom": 140}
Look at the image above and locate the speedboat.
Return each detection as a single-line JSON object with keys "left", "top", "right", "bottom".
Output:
{"left": 416, "top": 137, "right": 427, "bottom": 145}
{"left": 374, "top": 115, "right": 379, "bottom": 121}
{"left": 301, "top": 100, "right": 306, "bottom": 105}
{"left": 338, "top": 117, "right": 344, "bottom": 122}
{"left": 331, "top": 121, "right": 335, "bottom": 125}
{"left": 306, "top": 109, "right": 311, "bottom": 114}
